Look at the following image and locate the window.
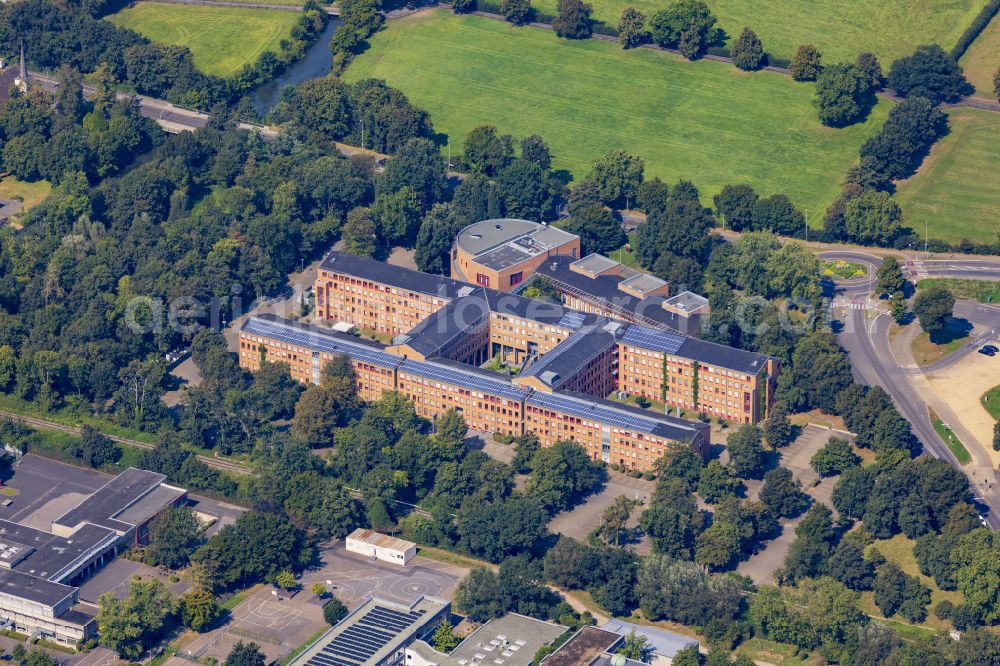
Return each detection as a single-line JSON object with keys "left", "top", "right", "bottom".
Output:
{"left": 509, "top": 272, "right": 523, "bottom": 287}
{"left": 476, "top": 273, "right": 490, "bottom": 287}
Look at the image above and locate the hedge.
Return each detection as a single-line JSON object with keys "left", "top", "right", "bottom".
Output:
{"left": 949, "top": 0, "right": 1000, "bottom": 60}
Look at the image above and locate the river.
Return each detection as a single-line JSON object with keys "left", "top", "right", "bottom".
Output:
{"left": 250, "top": 18, "right": 342, "bottom": 117}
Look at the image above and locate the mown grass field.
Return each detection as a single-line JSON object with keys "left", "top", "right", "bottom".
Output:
{"left": 895, "top": 108, "right": 1000, "bottom": 244}
{"left": 344, "top": 10, "right": 889, "bottom": 218}
{"left": 916, "top": 277, "right": 1000, "bottom": 304}
{"left": 981, "top": 384, "right": 1000, "bottom": 420}
{"left": 108, "top": 3, "right": 301, "bottom": 77}
{"left": 959, "top": 14, "right": 1000, "bottom": 98}
{"left": 529, "top": 0, "right": 989, "bottom": 63}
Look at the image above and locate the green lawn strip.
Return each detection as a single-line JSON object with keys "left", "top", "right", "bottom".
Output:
{"left": 915, "top": 277, "right": 1000, "bottom": 304}
{"left": 344, "top": 10, "right": 889, "bottom": 220}
{"left": 221, "top": 586, "right": 258, "bottom": 611}
{"left": 980, "top": 384, "right": 1000, "bottom": 420}
{"left": 280, "top": 630, "right": 329, "bottom": 666}
{"left": 528, "top": 0, "right": 989, "bottom": 63}
{"left": 929, "top": 408, "right": 973, "bottom": 464}
{"left": 0, "top": 177, "right": 51, "bottom": 211}
{"left": 895, "top": 108, "right": 1000, "bottom": 244}
{"left": 959, "top": 12, "right": 1000, "bottom": 98}
{"left": 107, "top": 3, "right": 301, "bottom": 77}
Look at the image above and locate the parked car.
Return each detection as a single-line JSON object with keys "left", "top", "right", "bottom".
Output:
{"left": 983, "top": 344, "right": 998, "bottom": 353}
{"left": 978, "top": 347, "right": 995, "bottom": 356}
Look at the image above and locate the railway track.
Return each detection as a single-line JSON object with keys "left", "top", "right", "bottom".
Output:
{"left": 0, "top": 410, "right": 253, "bottom": 475}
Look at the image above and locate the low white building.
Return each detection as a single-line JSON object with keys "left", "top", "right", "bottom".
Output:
{"left": 346, "top": 529, "right": 416, "bottom": 565}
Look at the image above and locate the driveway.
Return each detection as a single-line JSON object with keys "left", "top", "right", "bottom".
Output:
{"left": 548, "top": 472, "right": 654, "bottom": 549}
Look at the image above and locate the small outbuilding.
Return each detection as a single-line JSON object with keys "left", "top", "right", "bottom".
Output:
{"left": 345, "top": 528, "right": 416, "bottom": 565}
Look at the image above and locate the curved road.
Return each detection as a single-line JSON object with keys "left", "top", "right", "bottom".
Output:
{"left": 821, "top": 251, "right": 1000, "bottom": 529}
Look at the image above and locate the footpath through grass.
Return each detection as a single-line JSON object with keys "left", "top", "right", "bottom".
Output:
{"left": 895, "top": 109, "right": 1000, "bottom": 244}
{"left": 529, "top": 0, "right": 989, "bottom": 63}
{"left": 344, "top": 10, "right": 889, "bottom": 218}
{"left": 959, "top": 13, "right": 1000, "bottom": 98}
{"left": 108, "top": 3, "right": 301, "bottom": 77}
{"left": 929, "top": 407, "right": 973, "bottom": 464}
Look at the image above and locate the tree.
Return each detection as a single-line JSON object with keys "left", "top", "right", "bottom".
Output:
{"left": 617, "top": 630, "right": 652, "bottom": 661}
{"left": 78, "top": 424, "right": 120, "bottom": 468}
{"left": 274, "top": 570, "right": 298, "bottom": 590}
{"left": 790, "top": 45, "right": 822, "bottom": 81}
{"left": 725, "top": 425, "right": 765, "bottom": 479}
{"left": 913, "top": 286, "right": 954, "bottom": 337}
{"left": 950, "top": 529, "right": 1000, "bottom": 624}
{"left": 887, "top": 44, "right": 969, "bottom": 104}
{"left": 456, "top": 567, "right": 505, "bottom": 621}
{"left": 713, "top": 184, "right": 758, "bottom": 231}
{"left": 810, "top": 437, "right": 859, "bottom": 477}
{"left": 751, "top": 194, "right": 805, "bottom": 235}
{"left": 98, "top": 580, "right": 178, "bottom": 659}
{"left": 342, "top": 207, "right": 379, "bottom": 258}
{"left": 697, "top": 461, "right": 743, "bottom": 503}
{"left": 497, "top": 159, "right": 552, "bottom": 220}
{"left": 561, "top": 204, "right": 626, "bottom": 255}
{"left": 730, "top": 28, "right": 764, "bottom": 71}
{"left": 994, "top": 421, "right": 1000, "bottom": 452}
{"left": 380, "top": 137, "right": 448, "bottom": 206}
{"left": 671, "top": 646, "right": 701, "bottom": 666}
{"left": 889, "top": 291, "right": 908, "bottom": 323}
{"left": 781, "top": 503, "right": 835, "bottom": 583}
{"left": 600, "top": 495, "right": 640, "bottom": 545}
{"left": 995, "top": 65, "right": 1000, "bottom": 101}
{"left": 415, "top": 204, "right": 460, "bottom": 275}
{"left": 855, "top": 52, "right": 884, "bottom": 91}
{"left": 526, "top": 441, "right": 604, "bottom": 514}
{"left": 590, "top": 149, "right": 644, "bottom": 208}
{"left": 759, "top": 467, "right": 809, "bottom": 518}
{"left": 147, "top": 507, "right": 204, "bottom": 569}
{"left": 648, "top": 0, "right": 717, "bottom": 57}
{"left": 520, "top": 135, "right": 552, "bottom": 170}
{"left": 311, "top": 582, "right": 327, "bottom": 598}
{"left": 814, "top": 63, "right": 866, "bottom": 127}
{"left": 842, "top": 190, "right": 901, "bottom": 246}
{"left": 826, "top": 539, "right": 875, "bottom": 591}
{"left": 876, "top": 256, "right": 905, "bottom": 296}
{"left": 553, "top": 0, "right": 593, "bottom": 39}
{"left": 500, "top": 0, "right": 532, "bottom": 25}
{"left": 181, "top": 588, "right": 220, "bottom": 632}
{"left": 453, "top": 0, "right": 476, "bottom": 12}
{"left": 463, "top": 126, "right": 514, "bottom": 177}
{"left": 225, "top": 642, "right": 265, "bottom": 666}
{"left": 859, "top": 96, "right": 947, "bottom": 182}
{"left": 762, "top": 402, "right": 793, "bottom": 449}
{"left": 617, "top": 7, "right": 648, "bottom": 48}
{"left": 874, "top": 562, "right": 930, "bottom": 622}
{"left": 324, "top": 597, "right": 348, "bottom": 625}
{"left": 432, "top": 619, "right": 462, "bottom": 652}
{"left": 372, "top": 187, "right": 422, "bottom": 247}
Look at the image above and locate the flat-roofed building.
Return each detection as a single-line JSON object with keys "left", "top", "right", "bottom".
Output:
{"left": 289, "top": 596, "right": 450, "bottom": 666}
{"left": 51, "top": 468, "right": 187, "bottom": 547}
{"left": 406, "top": 613, "right": 566, "bottom": 666}
{"left": 0, "top": 468, "right": 188, "bottom": 645}
{"left": 346, "top": 529, "right": 416, "bottom": 565}
{"left": 600, "top": 620, "right": 698, "bottom": 666}
{"left": 540, "top": 627, "right": 621, "bottom": 666}
{"left": 452, "top": 219, "right": 580, "bottom": 291}
{"left": 661, "top": 292, "right": 710, "bottom": 320}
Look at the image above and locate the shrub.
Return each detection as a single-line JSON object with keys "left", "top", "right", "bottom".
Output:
{"left": 790, "top": 45, "right": 821, "bottom": 81}
{"left": 730, "top": 27, "right": 764, "bottom": 71}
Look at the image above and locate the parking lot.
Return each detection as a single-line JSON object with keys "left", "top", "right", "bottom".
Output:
{"left": 304, "top": 543, "right": 467, "bottom": 608}
{"left": 78, "top": 558, "right": 190, "bottom": 604}
{"left": 548, "top": 472, "right": 654, "bottom": 551}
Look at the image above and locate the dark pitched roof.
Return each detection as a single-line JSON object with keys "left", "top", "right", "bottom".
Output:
{"left": 321, "top": 252, "right": 472, "bottom": 300}
{"left": 393, "top": 291, "right": 490, "bottom": 358}
{"left": 619, "top": 324, "right": 773, "bottom": 376}
{"left": 519, "top": 324, "right": 617, "bottom": 389}
{"left": 534, "top": 256, "right": 700, "bottom": 335}
{"left": 484, "top": 289, "right": 604, "bottom": 329}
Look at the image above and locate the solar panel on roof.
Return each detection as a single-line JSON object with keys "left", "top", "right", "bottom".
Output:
{"left": 619, "top": 325, "right": 685, "bottom": 354}
{"left": 400, "top": 360, "right": 528, "bottom": 402}
{"left": 243, "top": 318, "right": 401, "bottom": 369}
{"left": 556, "top": 311, "right": 586, "bottom": 330}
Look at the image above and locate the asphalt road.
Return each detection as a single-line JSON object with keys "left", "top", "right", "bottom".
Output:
{"left": 821, "top": 251, "right": 1000, "bottom": 529}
